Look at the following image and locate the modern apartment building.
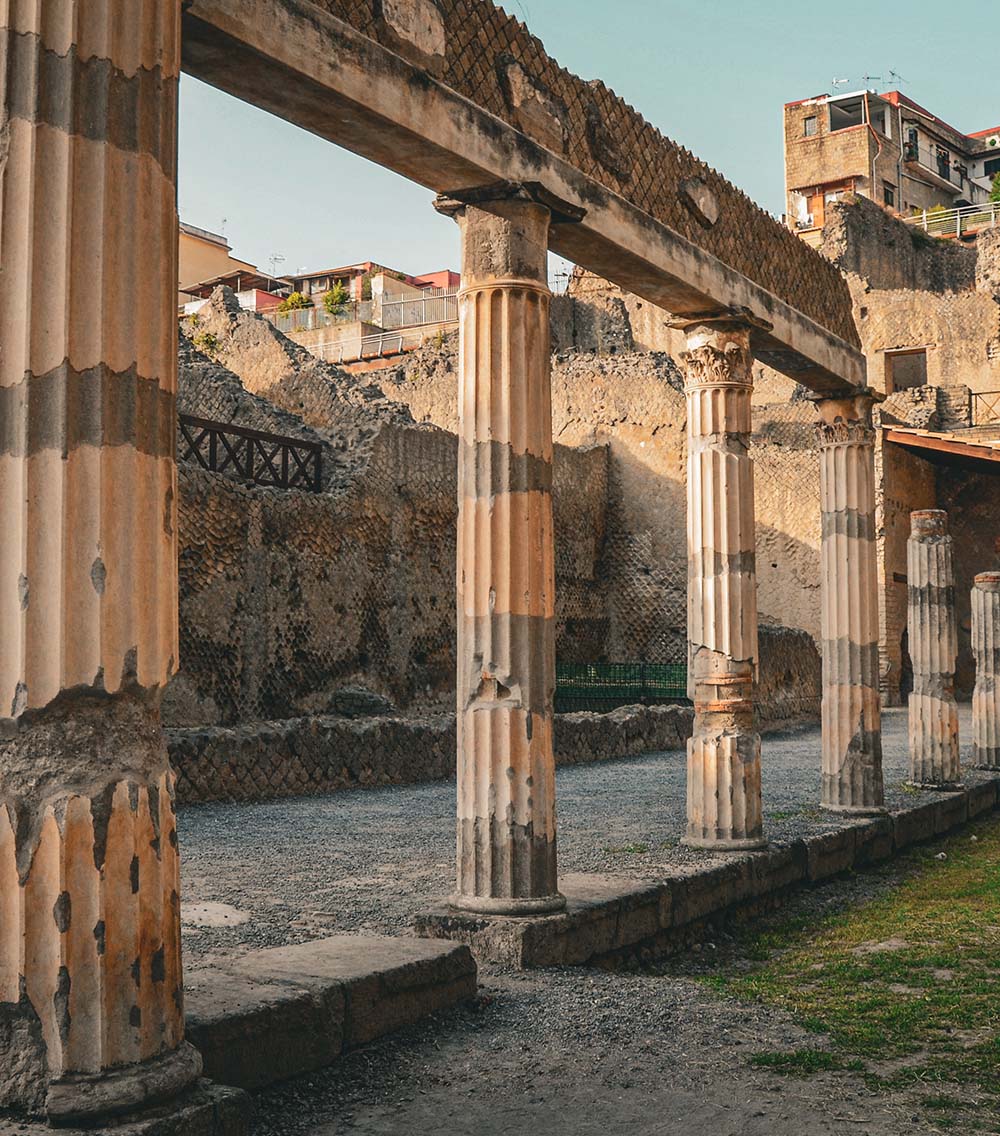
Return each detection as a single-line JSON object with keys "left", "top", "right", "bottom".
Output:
{"left": 785, "top": 89, "right": 999, "bottom": 242}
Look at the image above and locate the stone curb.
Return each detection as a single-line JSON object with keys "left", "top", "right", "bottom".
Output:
{"left": 414, "top": 777, "right": 1000, "bottom": 968}
{"left": 183, "top": 935, "right": 477, "bottom": 1092}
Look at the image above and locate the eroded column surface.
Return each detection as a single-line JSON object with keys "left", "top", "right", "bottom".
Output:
{"left": 814, "top": 394, "right": 885, "bottom": 813}
{"left": 972, "top": 572, "right": 1000, "bottom": 769}
{"left": 681, "top": 320, "right": 765, "bottom": 851}
{"left": 0, "top": 2, "right": 195, "bottom": 1124}
{"left": 907, "top": 511, "right": 961, "bottom": 788}
{"left": 438, "top": 185, "right": 570, "bottom": 913}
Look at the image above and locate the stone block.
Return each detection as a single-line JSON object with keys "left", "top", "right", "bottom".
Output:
{"left": 804, "top": 827, "right": 857, "bottom": 882}
{"left": 185, "top": 936, "right": 476, "bottom": 1090}
{"left": 892, "top": 799, "right": 940, "bottom": 850}
{"left": 967, "top": 779, "right": 999, "bottom": 818}
{"left": 934, "top": 792, "right": 969, "bottom": 835}
{"left": 185, "top": 970, "right": 343, "bottom": 1091}
{"left": 851, "top": 817, "right": 894, "bottom": 866}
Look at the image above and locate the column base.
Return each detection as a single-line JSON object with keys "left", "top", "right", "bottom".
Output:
{"left": 25, "top": 1080, "right": 249, "bottom": 1135}
{"left": 448, "top": 892, "right": 567, "bottom": 916}
{"left": 46, "top": 1043, "right": 203, "bottom": 1128}
{"left": 821, "top": 802, "right": 888, "bottom": 817}
{"left": 681, "top": 835, "right": 769, "bottom": 853}
{"left": 905, "top": 780, "right": 965, "bottom": 792}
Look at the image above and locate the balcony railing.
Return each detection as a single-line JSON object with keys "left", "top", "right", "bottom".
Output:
{"left": 179, "top": 414, "right": 323, "bottom": 492}
{"left": 903, "top": 202, "right": 999, "bottom": 239}
{"left": 972, "top": 391, "right": 1000, "bottom": 426}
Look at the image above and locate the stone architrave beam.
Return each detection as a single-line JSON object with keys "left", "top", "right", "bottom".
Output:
{"left": 178, "top": 0, "right": 866, "bottom": 394}
{"left": 907, "top": 511, "right": 962, "bottom": 789}
{"left": 436, "top": 184, "right": 581, "bottom": 913}
{"left": 814, "top": 392, "right": 885, "bottom": 813}
{"left": 0, "top": 2, "right": 211, "bottom": 1127}
{"left": 679, "top": 317, "right": 766, "bottom": 851}
{"left": 972, "top": 572, "right": 1000, "bottom": 770}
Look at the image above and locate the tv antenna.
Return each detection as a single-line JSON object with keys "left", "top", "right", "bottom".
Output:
{"left": 888, "top": 69, "right": 908, "bottom": 86}
{"left": 268, "top": 252, "right": 286, "bottom": 277}
{"left": 220, "top": 216, "right": 228, "bottom": 235}
{"left": 831, "top": 77, "right": 850, "bottom": 90}
{"left": 860, "top": 73, "right": 882, "bottom": 88}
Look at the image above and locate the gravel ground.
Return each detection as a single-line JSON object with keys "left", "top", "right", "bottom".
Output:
{"left": 178, "top": 705, "right": 979, "bottom": 963}
{"left": 178, "top": 706, "right": 983, "bottom": 1136}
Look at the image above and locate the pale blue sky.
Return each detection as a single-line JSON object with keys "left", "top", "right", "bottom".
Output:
{"left": 178, "top": 0, "right": 995, "bottom": 280}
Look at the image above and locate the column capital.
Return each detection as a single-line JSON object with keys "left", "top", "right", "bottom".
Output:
{"left": 667, "top": 306, "right": 774, "bottom": 336}
{"left": 678, "top": 319, "right": 755, "bottom": 393}
{"left": 434, "top": 180, "right": 586, "bottom": 223}
{"left": 812, "top": 387, "right": 883, "bottom": 447}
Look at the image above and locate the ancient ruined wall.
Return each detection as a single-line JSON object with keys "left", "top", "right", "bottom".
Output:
{"left": 876, "top": 441, "right": 937, "bottom": 705}
{"left": 165, "top": 431, "right": 609, "bottom": 727}
{"left": 816, "top": 197, "right": 1000, "bottom": 396}
{"left": 166, "top": 623, "right": 819, "bottom": 805}
{"left": 822, "top": 195, "right": 978, "bottom": 294}
{"left": 392, "top": 336, "right": 824, "bottom": 644}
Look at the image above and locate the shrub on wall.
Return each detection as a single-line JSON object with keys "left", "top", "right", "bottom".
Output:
{"left": 277, "top": 291, "right": 311, "bottom": 314}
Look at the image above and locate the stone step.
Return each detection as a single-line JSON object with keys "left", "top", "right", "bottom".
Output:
{"left": 184, "top": 935, "right": 477, "bottom": 1091}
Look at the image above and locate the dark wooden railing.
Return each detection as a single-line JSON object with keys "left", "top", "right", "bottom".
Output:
{"left": 179, "top": 414, "right": 323, "bottom": 492}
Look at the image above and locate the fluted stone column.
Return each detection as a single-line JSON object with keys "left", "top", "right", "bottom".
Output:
{"left": 0, "top": 3, "right": 199, "bottom": 1125}
{"left": 907, "top": 511, "right": 962, "bottom": 788}
{"left": 972, "top": 572, "right": 1000, "bottom": 769}
{"left": 680, "top": 319, "right": 765, "bottom": 851}
{"left": 814, "top": 393, "right": 885, "bottom": 813}
{"left": 436, "top": 184, "right": 582, "bottom": 913}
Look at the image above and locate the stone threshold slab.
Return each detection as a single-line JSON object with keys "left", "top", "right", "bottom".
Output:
{"left": 184, "top": 935, "right": 477, "bottom": 1091}
{"left": 415, "top": 778, "right": 1000, "bottom": 968}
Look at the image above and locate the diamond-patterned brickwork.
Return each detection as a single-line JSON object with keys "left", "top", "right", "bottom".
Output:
{"left": 312, "top": 0, "right": 859, "bottom": 347}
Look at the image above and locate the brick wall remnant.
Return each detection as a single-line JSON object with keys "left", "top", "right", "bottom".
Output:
{"left": 167, "top": 623, "right": 819, "bottom": 806}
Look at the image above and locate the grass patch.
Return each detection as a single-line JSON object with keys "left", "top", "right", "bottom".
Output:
{"left": 748, "top": 1049, "right": 864, "bottom": 1076}
{"left": 703, "top": 819, "right": 1000, "bottom": 1105}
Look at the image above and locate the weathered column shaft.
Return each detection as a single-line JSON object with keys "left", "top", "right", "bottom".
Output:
{"left": 441, "top": 187, "right": 564, "bottom": 913}
{"left": 0, "top": 2, "right": 193, "bottom": 1124}
{"left": 972, "top": 572, "right": 1000, "bottom": 769}
{"left": 907, "top": 510, "right": 961, "bottom": 787}
{"left": 681, "top": 320, "right": 765, "bottom": 851}
{"left": 815, "top": 394, "right": 885, "bottom": 812}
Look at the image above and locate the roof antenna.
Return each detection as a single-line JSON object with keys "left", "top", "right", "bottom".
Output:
{"left": 268, "top": 253, "right": 286, "bottom": 277}
{"left": 831, "top": 77, "right": 850, "bottom": 89}
{"left": 888, "top": 69, "right": 908, "bottom": 86}
{"left": 861, "top": 73, "right": 882, "bottom": 88}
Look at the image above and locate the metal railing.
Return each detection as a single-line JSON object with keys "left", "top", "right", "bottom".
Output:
{"left": 179, "top": 414, "right": 323, "bottom": 492}
{"left": 311, "top": 327, "right": 451, "bottom": 364}
{"left": 972, "top": 390, "right": 1000, "bottom": 426}
{"left": 554, "top": 662, "right": 689, "bottom": 714}
{"left": 903, "top": 202, "right": 999, "bottom": 238}
{"left": 379, "top": 288, "right": 458, "bottom": 329}
{"left": 268, "top": 302, "right": 374, "bottom": 334}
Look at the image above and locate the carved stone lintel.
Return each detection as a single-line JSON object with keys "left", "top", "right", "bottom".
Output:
{"left": 434, "top": 181, "right": 585, "bottom": 225}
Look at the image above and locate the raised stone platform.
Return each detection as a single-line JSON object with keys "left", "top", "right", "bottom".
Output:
{"left": 415, "top": 778, "right": 1000, "bottom": 968}
{"left": 184, "top": 935, "right": 477, "bottom": 1090}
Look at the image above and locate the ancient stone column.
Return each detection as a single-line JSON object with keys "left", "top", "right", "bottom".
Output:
{"left": 907, "top": 511, "right": 962, "bottom": 788}
{"left": 681, "top": 318, "right": 766, "bottom": 850}
{"left": 814, "top": 393, "right": 885, "bottom": 812}
{"left": 972, "top": 572, "right": 1000, "bottom": 769}
{"left": 436, "top": 184, "right": 581, "bottom": 913}
{"left": 0, "top": 2, "right": 198, "bottom": 1125}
